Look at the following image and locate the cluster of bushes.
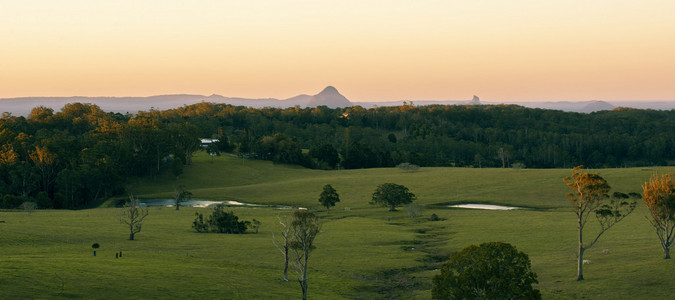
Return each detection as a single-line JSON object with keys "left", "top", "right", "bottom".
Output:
{"left": 192, "top": 204, "right": 260, "bottom": 234}
{"left": 1, "top": 192, "right": 51, "bottom": 209}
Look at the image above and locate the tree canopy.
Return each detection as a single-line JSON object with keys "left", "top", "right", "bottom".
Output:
{"left": 318, "top": 184, "right": 340, "bottom": 212}
{"left": 370, "top": 183, "right": 416, "bottom": 211}
{"left": 432, "top": 242, "right": 540, "bottom": 299}
{"left": 642, "top": 172, "right": 675, "bottom": 259}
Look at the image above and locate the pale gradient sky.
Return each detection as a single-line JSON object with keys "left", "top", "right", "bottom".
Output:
{"left": 1, "top": 0, "right": 674, "bottom": 102}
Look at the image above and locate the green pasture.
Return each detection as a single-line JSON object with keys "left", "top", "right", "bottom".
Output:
{"left": 128, "top": 152, "right": 664, "bottom": 210}
{"left": 1, "top": 152, "right": 673, "bottom": 299}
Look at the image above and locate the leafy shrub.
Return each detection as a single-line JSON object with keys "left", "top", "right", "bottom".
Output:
{"left": 432, "top": 242, "right": 540, "bottom": 299}
{"left": 429, "top": 213, "right": 441, "bottom": 221}
{"left": 193, "top": 204, "right": 248, "bottom": 234}
{"left": 397, "top": 162, "right": 420, "bottom": 172}
{"left": 192, "top": 212, "right": 209, "bottom": 232}
{"left": 407, "top": 203, "right": 423, "bottom": 218}
{"left": 20, "top": 201, "right": 37, "bottom": 213}
{"left": 2, "top": 195, "right": 27, "bottom": 209}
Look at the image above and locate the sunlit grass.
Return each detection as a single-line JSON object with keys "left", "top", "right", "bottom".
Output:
{"left": 2, "top": 153, "right": 672, "bottom": 298}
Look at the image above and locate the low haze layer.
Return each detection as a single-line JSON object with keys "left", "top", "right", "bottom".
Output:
{"left": 3, "top": 86, "right": 675, "bottom": 117}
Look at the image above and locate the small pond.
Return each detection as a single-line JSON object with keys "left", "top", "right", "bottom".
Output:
{"left": 138, "top": 199, "right": 305, "bottom": 210}
{"left": 139, "top": 199, "right": 264, "bottom": 208}
{"left": 448, "top": 204, "right": 522, "bottom": 210}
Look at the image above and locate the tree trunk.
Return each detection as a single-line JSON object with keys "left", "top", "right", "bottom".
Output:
{"left": 283, "top": 245, "right": 289, "bottom": 281}
{"left": 664, "top": 247, "right": 671, "bottom": 259}
{"left": 186, "top": 151, "right": 193, "bottom": 165}
{"left": 301, "top": 252, "right": 309, "bottom": 300}
{"left": 299, "top": 280, "right": 307, "bottom": 300}
{"left": 390, "top": 205, "right": 396, "bottom": 211}
{"left": 577, "top": 217, "right": 584, "bottom": 281}
{"left": 129, "top": 232, "right": 135, "bottom": 241}
{"left": 576, "top": 246, "right": 584, "bottom": 281}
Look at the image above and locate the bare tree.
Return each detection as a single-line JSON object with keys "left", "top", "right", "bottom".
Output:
{"left": 120, "top": 195, "right": 149, "bottom": 240}
{"left": 497, "top": 147, "right": 507, "bottom": 168}
{"left": 20, "top": 201, "right": 36, "bottom": 214}
{"left": 272, "top": 215, "right": 292, "bottom": 281}
{"left": 474, "top": 153, "right": 483, "bottom": 168}
{"left": 564, "top": 166, "right": 636, "bottom": 280}
{"left": 642, "top": 172, "right": 675, "bottom": 258}
{"left": 173, "top": 184, "right": 192, "bottom": 210}
{"left": 407, "top": 203, "right": 423, "bottom": 219}
{"left": 290, "top": 210, "right": 321, "bottom": 300}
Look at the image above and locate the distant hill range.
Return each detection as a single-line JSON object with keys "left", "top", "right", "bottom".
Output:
{"left": 2, "top": 86, "right": 674, "bottom": 116}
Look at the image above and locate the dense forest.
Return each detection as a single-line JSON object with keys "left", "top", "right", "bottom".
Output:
{"left": 1, "top": 102, "right": 674, "bottom": 209}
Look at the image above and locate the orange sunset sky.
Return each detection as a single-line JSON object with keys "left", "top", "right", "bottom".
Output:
{"left": 1, "top": 1, "right": 674, "bottom": 102}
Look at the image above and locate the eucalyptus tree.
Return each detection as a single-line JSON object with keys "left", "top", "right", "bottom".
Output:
{"left": 290, "top": 210, "right": 321, "bottom": 300}
{"left": 642, "top": 172, "right": 675, "bottom": 259}
{"left": 564, "top": 166, "right": 637, "bottom": 280}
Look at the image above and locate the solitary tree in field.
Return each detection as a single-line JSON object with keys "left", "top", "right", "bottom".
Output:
{"left": 642, "top": 172, "right": 675, "bottom": 259}
{"left": 120, "top": 195, "right": 149, "bottom": 240}
{"left": 250, "top": 219, "right": 261, "bottom": 234}
{"left": 273, "top": 215, "right": 292, "bottom": 281}
{"left": 432, "top": 242, "right": 540, "bottom": 299}
{"left": 564, "top": 166, "right": 636, "bottom": 280}
{"left": 318, "top": 184, "right": 340, "bottom": 213}
{"left": 173, "top": 184, "right": 192, "bottom": 210}
{"left": 371, "top": 183, "right": 416, "bottom": 211}
{"left": 290, "top": 210, "right": 321, "bottom": 300}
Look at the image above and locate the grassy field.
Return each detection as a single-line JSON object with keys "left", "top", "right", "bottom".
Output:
{"left": 1, "top": 152, "right": 673, "bottom": 299}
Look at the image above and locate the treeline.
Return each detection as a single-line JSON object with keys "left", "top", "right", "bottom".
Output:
{"left": 0, "top": 103, "right": 204, "bottom": 209}
{"left": 166, "top": 102, "right": 674, "bottom": 169}
{"left": 1, "top": 102, "right": 674, "bottom": 208}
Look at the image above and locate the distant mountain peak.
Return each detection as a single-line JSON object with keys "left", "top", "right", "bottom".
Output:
{"left": 308, "top": 86, "right": 351, "bottom": 108}
{"left": 579, "top": 100, "right": 615, "bottom": 113}
{"left": 471, "top": 95, "right": 480, "bottom": 105}
{"left": 318, "top": 86, "right": 339, "bottom": 95}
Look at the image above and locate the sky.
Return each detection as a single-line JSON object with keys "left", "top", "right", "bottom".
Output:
{"left": 1, "top": 0, "right": 674, "bottom": 102}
